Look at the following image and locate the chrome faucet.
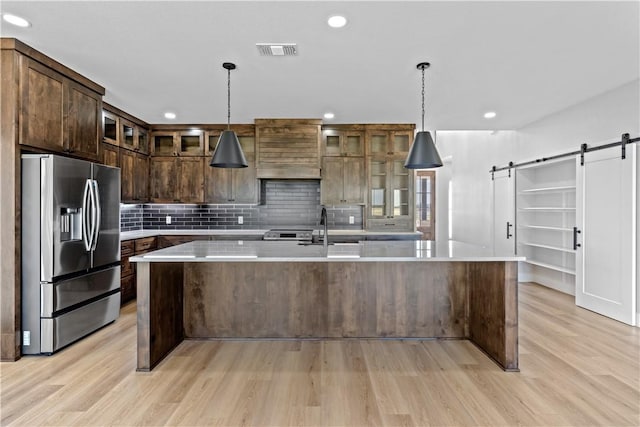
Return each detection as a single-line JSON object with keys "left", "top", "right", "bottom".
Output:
{"left": 320, "top": 206, "right": 328, "bottom": 248}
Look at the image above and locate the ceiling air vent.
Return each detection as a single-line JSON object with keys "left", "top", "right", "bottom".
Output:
{"left": 256, "top": 43, "right": 298, "bottom": 56}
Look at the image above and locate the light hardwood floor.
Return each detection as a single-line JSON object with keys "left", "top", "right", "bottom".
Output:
{"left": 1, "top": 282, "right": 639, "bottom": 426}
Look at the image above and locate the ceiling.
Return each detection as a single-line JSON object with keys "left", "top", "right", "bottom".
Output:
{"left": 1, "top": 1, "right": 638, "bottom": 130}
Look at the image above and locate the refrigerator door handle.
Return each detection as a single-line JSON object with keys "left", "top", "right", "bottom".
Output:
{"left": 82, "top": 179, "right": 92, "bottom": 251}
{"left": 91, "top": 180, "right": 101, "bottom": 250}
{"left": 88, "top": 179, "right": 98, "bottom": 251}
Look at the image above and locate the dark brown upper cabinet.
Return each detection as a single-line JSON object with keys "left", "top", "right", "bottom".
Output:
{"left": 366, "top": 126, "right": 414, "bottom": 157}
{"left": 322, "top": 127, "right": 365, "bottom": 157}
{"left": 151, "top": 130, "right": 204, "bottom": 156}
{"left": 20, "top": 57, "right": 102, "bottom": 161}
{"left": 321, "top": 157, "right": 366, "bottom": 205}
{"left": 204, "top": 132, "right": 257, "bottom": 204}
{"left": 102, "top": 110, "right": 119, "bottom": 146}
{"left": 150, "top": 157, "right": 204, "bottom": 203}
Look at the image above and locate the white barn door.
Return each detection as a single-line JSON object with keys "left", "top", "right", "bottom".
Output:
{"left": 492, "top": 169, "right": 515, "bottom": 255}
{"left": 576, "top": 144, "right": 637, "bottom": 325}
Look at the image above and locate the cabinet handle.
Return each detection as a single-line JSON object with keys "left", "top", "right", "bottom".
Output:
{"left": 573, "top": 227, "right": 581, "bottom": 250}
{"left": 506, "top": 222, "right": 513, "bottom": 239}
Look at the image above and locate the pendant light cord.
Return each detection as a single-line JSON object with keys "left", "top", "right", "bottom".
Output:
{"left": 421, "top": 66, "right": 425, "bottom": 132}
{"left": 227, "top": 68, "right": 231, "bottom": 130}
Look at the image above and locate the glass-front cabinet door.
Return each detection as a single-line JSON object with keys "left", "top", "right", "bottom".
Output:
{"left": 323, "top": 130, "right": 342, "bottom": 156}
{"left": 368, "top": 132, "right": 389, "bottom": 156}
{"left": 178, "top": 130, "right": 203, "bottom": 156}
{"left": 152, "top": 133, "right": 176, "bottom": 156}
{"left": 391, "top": 159, "right": 410, "bottom": 217}
{"left": 391, "top": 132, "right": 411, "bottom": 155}
{"left": 369, "top": 159, "right": 387, "bottom": 218}
{"left": 102, "top": 111, "right": 118, "bottom": 145}
{"left": 121, "top": 119, "right": 136, "bottom": 151}
{"left": 367, "top": 157, "right": 414, "bottom": 230}
{"left": 366, "top": 129, "right": 412, "bottom": 156}
{"left": 322, "top": 129, "right": 364, "bottom": 156}
{"left": 138, "top": 127, "right": 149, "bottom": 154}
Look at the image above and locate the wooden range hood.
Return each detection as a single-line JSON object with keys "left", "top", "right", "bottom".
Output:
{"left": 255, "top": 118, "right": 322, "bottom": 179}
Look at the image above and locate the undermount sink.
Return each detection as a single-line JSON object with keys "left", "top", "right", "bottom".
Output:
{"left": 297, "top": 241, "right": 334, "bottom": 246}
{"left": 297, "top": 241, "right": 361, "bottom": 246}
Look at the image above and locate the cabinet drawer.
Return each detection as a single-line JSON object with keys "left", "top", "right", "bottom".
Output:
{"left": 121, "top": 240, "right": 135, "bottom": 257}
{"left": 135, "top": 237, "right": 157, "bottom": 253}
{"left": 367, "top": 217, "right": 413, "bottom": 232}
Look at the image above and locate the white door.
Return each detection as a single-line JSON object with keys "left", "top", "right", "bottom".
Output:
{"left": 492, "top": 169, "right": 515, "bottom": 255}
{"left": 576, "top": 144, "right": 637, "bottom": 325}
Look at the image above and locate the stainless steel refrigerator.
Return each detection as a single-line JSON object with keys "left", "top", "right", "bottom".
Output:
{"left": 21, "top": 154, "right": 121, "bottom": 354}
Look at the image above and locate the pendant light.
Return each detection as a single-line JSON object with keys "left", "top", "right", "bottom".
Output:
{"left": 404, "top": 62, "right": 443, "bottom": 169}
{"left": 210, "top": 62, "right": 248, "bottom": 168}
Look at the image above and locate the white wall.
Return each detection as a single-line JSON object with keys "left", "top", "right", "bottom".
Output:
{"left": 436, "top": 79, "right": 640, "bottom": 321}
{"left": 517, "top": 79, "right": 640, "bottom": 319}
{"left": 515, "top": 79, "right": 640, "bottom": 158}
{"left": 435, "top": 131, "right": 517, "bottom": 246}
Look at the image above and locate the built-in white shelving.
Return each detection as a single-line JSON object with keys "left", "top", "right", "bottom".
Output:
{"left": 519, "top": 207, "right": 575, "bottom": 211}
{"left": 519, "top": 225, "right": 573, "bottom": 231}
{"left": 515, "top": 157, "right": 577, "bottom": 294}
{"left": 519, "top": 242, "right": 576, "bottom": 253}
{"left": 520, "top": 185, "right": 576, "bottom": 193}
{"left": 525, "top": 259, "right": 576, "bottom": 275}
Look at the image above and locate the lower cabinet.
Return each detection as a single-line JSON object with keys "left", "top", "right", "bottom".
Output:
{"left": 120, "top": 241, "right": 135, "bottom": 304}
{"left": 120, "top": 237, "right": 157, "bottom": 305}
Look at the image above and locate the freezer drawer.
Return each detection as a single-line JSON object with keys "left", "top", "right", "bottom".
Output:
{"left": 41, "top": 266, "right": 121, "bottom": 317}
{"left": 40, "top": 292, "right": 121, "bottom": 354}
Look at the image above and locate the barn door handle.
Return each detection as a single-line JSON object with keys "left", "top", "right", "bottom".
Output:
{"left": 573, "top": 227, "right": 581, "bottom": 250}
{"left": 506, "top": 222, "right": 513, "bottom": 239}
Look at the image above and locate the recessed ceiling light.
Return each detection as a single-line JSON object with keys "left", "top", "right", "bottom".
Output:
{"left": 164, "top": 112, "right": 176, "bottom": 120}
{"left": 484, "top": 111, "right": 497, "bottom": 119}
{"left": 2, "top": 13, "right": 30, "bottom": 28}
{"left": 324, "top": 112, "right": 335, "bottom": 119}
{"left": 327, "top": 15, "right": 347, "bottom": 28}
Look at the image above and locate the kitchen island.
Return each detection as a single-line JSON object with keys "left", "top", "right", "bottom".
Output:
{"left": 131, "top": 240, "right": 524, "bottom": 372}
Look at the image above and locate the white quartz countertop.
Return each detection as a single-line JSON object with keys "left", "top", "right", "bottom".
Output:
{"left": 130, "top": 240, "right": 525, "bottom": 263}
{"left": 121, "top": 229, "right": 421, "bottom": 240}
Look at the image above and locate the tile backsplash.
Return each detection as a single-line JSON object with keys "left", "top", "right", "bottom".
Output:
{"left": 120, "top": 204, "right": 144, "bottom": 232}
{"left": 121, "top": 180, "right": 363, "bottom": 231}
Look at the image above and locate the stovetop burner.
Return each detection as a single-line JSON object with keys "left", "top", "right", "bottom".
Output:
{"left": 263, "top": 228, "right": 314, "bottom": 241}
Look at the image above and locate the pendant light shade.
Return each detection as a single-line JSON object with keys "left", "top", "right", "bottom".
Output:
{"left": 404, "top": 62, "right": 443, "bottom": 169}
{"left": 210, "top": 62, "right": 248, "bottom": 168}
{"left": 210, "top": 130, "right": 248, "bottom": 168}
{"left": 404, "top": 131, "right": 442, "bottom": 169}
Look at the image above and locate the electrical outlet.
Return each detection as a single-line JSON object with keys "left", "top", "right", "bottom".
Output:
{"left": 166, "top": 215, "right": 171, "bottom": 225}
{"left": 23, "top": 331, "right": 30, "bottom": 346}
{"left": 349, "top": 215, "right": 355, "bottom": 224}
{"left": 238, "top": 216, "right": 244, "bottom": 225}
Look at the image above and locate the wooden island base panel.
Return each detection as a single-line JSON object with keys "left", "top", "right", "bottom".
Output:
{"left": 133, "top": 241, "right": 522, "bottom": 372}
